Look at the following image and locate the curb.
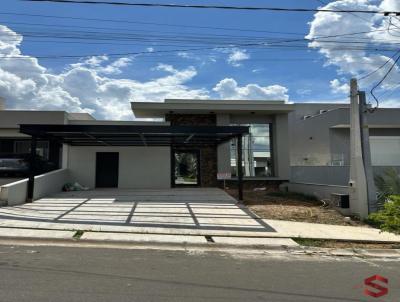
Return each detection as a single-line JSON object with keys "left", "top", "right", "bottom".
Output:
{"left": 0, "top": 234, "right": 299, "bottom": 250}
{"left": 1, "top": 225, "right": 399, "bottom": 243}
{"left": 0, "top": 235, "right": 399, "bottom": 259}
{"left": 286, "top": 246, "right": 400, "bottom": 259}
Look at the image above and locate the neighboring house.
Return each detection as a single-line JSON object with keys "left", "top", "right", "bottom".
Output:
{"left": 0, "top": 108, "right": 95, "bottom": 184}
{"left": 1, "top": 98, "right": 400, "bottom": 217}
{"left": 288, "top": 104, "right": 400, "bottom": 200}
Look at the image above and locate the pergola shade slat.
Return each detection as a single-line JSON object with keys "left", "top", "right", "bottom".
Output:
{"left": 19, "top": 124, "right": 249, "bottom": 147}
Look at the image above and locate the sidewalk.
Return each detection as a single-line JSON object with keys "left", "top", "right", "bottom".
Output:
{"left": 0, "top": 227, "right": 399, "bottom": 260}
{"left": 263, "top": 219, "right": 400, "bottom": 242}
{"left": 0, "top": 217, "right": 399, "bottom": 242}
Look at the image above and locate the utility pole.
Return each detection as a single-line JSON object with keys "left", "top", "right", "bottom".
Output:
{"left": 349, "top": 78, "right": 369, "bottom": 219}
{"left": 359, "top": 91, "right": 378, "bottom": 213}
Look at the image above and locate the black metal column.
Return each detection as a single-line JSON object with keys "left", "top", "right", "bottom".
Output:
{"left": 237, "top": 135, "right": 243, "bottom": 201}
{"left": 27, "top": 136, "right": 37, "bottom": 203}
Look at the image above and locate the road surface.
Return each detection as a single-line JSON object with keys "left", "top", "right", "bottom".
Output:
{"left": 0, "top": 244, "right": 398, "bottom": 302}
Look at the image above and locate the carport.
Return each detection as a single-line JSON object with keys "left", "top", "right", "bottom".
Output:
{"left": 19, "top": 124, "right": 249, "bottom": 202}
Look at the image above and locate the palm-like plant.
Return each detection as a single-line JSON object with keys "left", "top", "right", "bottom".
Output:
{"left": 374, "top": 168, "right": 400, "bottom": 205}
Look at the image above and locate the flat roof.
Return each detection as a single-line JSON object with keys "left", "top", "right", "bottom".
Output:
{"left": 131, "top": 99, "right": 294, "bottom": 118}
{"left": 331, "top": 124, "right": 400, "bottom": 129}
{"left": 19, "top": 124, "right": 249, "bottom": 147}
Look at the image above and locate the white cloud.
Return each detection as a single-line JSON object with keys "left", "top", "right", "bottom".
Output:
{"left": 227, "top": 48, "right": 250, "bottom": 67}
{"left": 379, "top": 98, "right": 400, "bottom": 107}
{"left": 0, "top": 25, "right": 210, "bottom": 120}
{"left": 0, "top": 25, "right": 290, "bottom": 119}
{"left": 330, "top": 79, "right": 350, "bottom": 94}
{"left": 307, "top": 0, "right": 400, "bottom": 102}
{"left": 296, "top": 88, "right": 312, "bottom": 96}
{"left": 70, "top": 56, "right": 133, "bottom": 75}
{"left": 212, "top": 78, "right": 288, "bottom": 101}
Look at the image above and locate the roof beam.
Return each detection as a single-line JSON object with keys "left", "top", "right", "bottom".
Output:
{"left": 84, "top": 132, "right": 109, "bottom": 146}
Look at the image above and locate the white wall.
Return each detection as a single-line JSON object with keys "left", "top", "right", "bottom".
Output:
{"left": 0, "top": 178, "right": 28, "bottom": 206}
{"left": 34, "top": 169, "right": 71, "bottom": 200}
{"left": 67, "top": 146, "right": 171, "bottom": 189}
{"left": 0, "top": 178, "right": 23, "bottom": 186}
{"left": 0, "top": 169, "right": 71, "bottom": 205}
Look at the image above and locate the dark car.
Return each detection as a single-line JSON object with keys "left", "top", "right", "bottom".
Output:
{"left": 0, "top": 154, "right": 56, "bottom": 177}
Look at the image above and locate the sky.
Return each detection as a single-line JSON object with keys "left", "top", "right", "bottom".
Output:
{"left": 0, "top": 0, "right": 400, "bottom": 120}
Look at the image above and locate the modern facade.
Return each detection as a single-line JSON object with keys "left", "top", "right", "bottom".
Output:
{"left": 1, "top": 98, "right": 400, "bottom": 217}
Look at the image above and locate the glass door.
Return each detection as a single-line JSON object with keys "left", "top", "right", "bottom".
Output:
{"left": 173, "top": 150, "right": 200, "bottom": 186}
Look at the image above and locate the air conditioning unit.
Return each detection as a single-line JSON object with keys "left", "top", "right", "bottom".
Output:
{"left": 319, "top": 109, "right": 328, "bottom": 114}
{"left": 331, "top": 193, "right": 349, "bottom": 208}
{"left": 302, "top": 115, "right": 312, "bottom": 120}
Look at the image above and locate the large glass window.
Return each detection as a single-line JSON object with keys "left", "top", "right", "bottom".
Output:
{"left": 370, "top": 136, "right": 400, "bottom": 166}
{"left": 230, "top": 124, "right": 273, "bottom": 177}
{"left": 14, "top": 140, "right": 49, "bottom": 160}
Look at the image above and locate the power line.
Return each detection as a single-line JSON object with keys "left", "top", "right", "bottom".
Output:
{"left": 0, "top": 11, "right": 387, "bottom": 39}
{"left": 1, "top": 44, "right": 398, "bottom": 60}
{"left": 24, "top": 0, "right": 400, "bottom": 15}
{"left": 0, "top": 21, "right": 388, "bottom": 45}
{"left": 370, "top": 52, "right": 400, "bottom": 109}
{"left": 314, "top": 0, "right": 371, "bottom": 23}
{"left": 3, "top": 20, "right": 388, "bottom": 42}
{"left": 0, "top": 12, "right": 304, "bottom": 35}
{"left": 358, "top": 49, "right": 400, "bottom": 81}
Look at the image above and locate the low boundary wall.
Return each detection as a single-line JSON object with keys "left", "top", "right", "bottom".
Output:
{"left": 287, "top": 182, "right": 349, "bottom": 201}
{"left": 0, "top": 169, "right": 71, "bottom": 206}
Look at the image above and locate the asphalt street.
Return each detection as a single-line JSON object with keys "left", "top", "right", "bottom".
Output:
{"left": 0, "top": 244, "right": 398, "bottom": 302}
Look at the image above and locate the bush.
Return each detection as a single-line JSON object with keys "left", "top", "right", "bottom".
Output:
{"left": 367, "top": 195, "right": 400, "bottom": 234}
{"left": 374, "top": 168, "right": 400, "bottom": 205}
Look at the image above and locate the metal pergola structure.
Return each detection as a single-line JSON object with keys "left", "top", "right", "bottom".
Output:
{"left": 20, "top": 124, "right": 249, "bottom": 202}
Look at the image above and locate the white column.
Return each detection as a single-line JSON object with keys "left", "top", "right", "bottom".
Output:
{"left": 61, "top": 144, "right": 69, "bottom": 169}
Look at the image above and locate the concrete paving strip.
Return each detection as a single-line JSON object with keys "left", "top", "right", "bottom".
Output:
{"left": 80, "top": 232, "right": 208, "bottom": 244}
{"left": 212, "top": 237, "right": 299, "bottom": 246}
{"left": 1, "top": 219, "right": 400, "bottom": 242}
{"left": 0, "top": 227, "right": 75, "bottom": 240}
{"left": 264, "top": 219, "right": 400, "bottom": 242}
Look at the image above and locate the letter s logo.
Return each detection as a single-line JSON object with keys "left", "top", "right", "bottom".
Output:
{"left": 364, "top": 275, "right": 388, "bottom": 298}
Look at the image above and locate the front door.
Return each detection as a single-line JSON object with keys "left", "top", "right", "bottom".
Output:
{"left": 173, "top": 150, "right": 200, "bottom": 186}
{"left": 95, "top": 152, "right": 119, "bottom": 188}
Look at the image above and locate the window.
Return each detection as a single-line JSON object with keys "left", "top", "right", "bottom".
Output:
{"left": 14, "top": 140, "right": 49, "bottom": 160}
{"left": 370, "top": 136, "right": 400, "bottom": 166}
{"left": 231, "top": 124, "right": 273, "bottom": 177}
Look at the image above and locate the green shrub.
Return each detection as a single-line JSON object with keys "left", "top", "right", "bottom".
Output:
{"left": 374, "top": 168, "right": 400, "bottom": 205}
{"left": 367, "top": 195, "right": 400, "bottom": 234}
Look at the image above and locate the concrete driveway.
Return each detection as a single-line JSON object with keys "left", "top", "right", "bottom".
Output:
{"left": 0, "top": 188, "right": 275, "bottom": 236}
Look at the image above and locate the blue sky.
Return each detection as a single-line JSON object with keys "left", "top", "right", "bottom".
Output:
{"left": 0, "top": 0, "right": 399, "bottom": 119}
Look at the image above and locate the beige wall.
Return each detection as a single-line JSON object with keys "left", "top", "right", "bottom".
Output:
{"left": 0, "top": 111, "right": 67, "bottom": 128}
{"left": 67, "top": 146, "right": 171, "bottom": 189}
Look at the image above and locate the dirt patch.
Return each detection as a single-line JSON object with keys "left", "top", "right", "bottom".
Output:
{"left": 294, "top": 238, "right": 400, "bottom": 249}
{"left": 226, "top": 189, "right": 367, "bottom": 227}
